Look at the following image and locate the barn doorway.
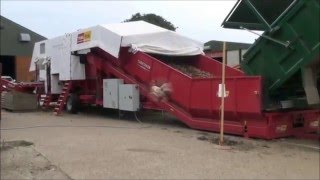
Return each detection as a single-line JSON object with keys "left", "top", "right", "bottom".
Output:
{"left": 0, "top": 56, "right": 16, "bottom": 79}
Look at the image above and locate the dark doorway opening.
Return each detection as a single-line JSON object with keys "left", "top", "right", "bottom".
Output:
{"left": 0, "top": 56, "right": 16, "bottom": 79}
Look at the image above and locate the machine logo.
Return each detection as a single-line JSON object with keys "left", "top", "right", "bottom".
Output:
{"left": 137, "top": 60, "right": 151, "bottom": 71}
{"left": 77, "top": 31, "right": 92, "bottom": 44}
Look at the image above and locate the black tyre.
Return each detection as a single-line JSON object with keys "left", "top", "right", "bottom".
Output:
{"left": 66, "top": 94, "right": 79, "bottom": 114}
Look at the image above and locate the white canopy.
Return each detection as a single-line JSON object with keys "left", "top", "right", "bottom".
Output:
{"left": 72, "top": 21, "right": 204, "bottom": 57}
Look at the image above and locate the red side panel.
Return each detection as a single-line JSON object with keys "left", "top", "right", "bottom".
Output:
{"left": 120, "top": 51, "right": 263, "bottom": 119}
{"left": 83, "top": 49, "right": 319, "bottom": 140}
{"left": 189, "top": 79, "right": 213, "bottom": 118}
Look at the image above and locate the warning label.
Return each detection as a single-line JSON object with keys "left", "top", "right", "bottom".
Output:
{"left": 276, "top": 124, "right": 287, "bottom": 133}
{"left": 77, "top": 31, "right": 91, "bottom": 44}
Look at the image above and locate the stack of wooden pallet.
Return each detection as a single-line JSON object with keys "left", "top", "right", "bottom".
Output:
{"left": 2, "top": 91, "right": 37, "bottom": 111}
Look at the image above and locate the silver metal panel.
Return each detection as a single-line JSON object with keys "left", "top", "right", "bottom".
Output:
{"left": 119, "top": 84, "right": 140, "bottom": 111}
{"left": 103, "top": 79, "right": 123, "bottom": 109}
{"left": 50, "top": 74, "right": 62, "bottom": 94}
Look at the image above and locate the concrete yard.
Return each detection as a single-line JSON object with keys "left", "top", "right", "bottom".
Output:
{"left": 1, "top": 108, "right": 319, "bottom": 179}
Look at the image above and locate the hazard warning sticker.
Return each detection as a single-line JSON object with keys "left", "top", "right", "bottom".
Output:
{"left": 77, "top": 31, "right": 91, "bottom": 44}
{"left": 276, "top": 124, "right": 287, "bottom": 133}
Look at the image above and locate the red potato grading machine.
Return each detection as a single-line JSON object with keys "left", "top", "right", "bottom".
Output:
{"left": 30, "top": 1, "right": 319, "bottom": 140}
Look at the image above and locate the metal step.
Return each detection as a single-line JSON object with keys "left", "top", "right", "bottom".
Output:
{"left": 53, "top": 81, "right": 71, "bottom": 115}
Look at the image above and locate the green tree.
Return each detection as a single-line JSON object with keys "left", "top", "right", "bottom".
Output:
{"left": 124, "top": 13, "right": 177, "bottom": 31}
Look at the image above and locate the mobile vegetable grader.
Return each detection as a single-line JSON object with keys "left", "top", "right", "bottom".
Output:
{"left": 30, "top": 0, "right": 319, "bottom": 139}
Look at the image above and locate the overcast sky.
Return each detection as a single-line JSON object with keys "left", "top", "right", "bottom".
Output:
{"left": 1, "top": 0, "right": 259, "bottom": 44}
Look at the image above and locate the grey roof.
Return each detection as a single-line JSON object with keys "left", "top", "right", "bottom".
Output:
{"left": 0, "top": 16, "right": 46, "bottom": 56}
{"left": 204, "top": 40, "right": 251, "bottom": 51}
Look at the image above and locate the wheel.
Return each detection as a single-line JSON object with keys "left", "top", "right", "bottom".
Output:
{"left": 66, "top": 94, "right": 79, "bottom": 114}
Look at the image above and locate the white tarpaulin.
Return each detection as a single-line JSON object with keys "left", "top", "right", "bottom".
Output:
{"left": 71, "top": 21, "right": 204, "bottom": 58}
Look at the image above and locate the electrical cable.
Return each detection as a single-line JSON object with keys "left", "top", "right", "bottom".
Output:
{"left": 134, "top": 111, "right": 152, "bottom": 128}
{"left": 134, "top": 111, "right": 143, "bottom": 124}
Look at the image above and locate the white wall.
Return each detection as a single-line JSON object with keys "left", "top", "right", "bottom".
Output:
{"left": 226, "top": 49, "right": 248, "bottom": 67}
{"left": 227, "top": 50, "right": 240, "bottom": 67}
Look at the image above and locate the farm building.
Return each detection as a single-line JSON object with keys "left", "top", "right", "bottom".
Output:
{"left": 204, "top": 40, "right": 251, "bottom": 67}
{"left": 0, "top": 15, "right": 46, "bottom": 82}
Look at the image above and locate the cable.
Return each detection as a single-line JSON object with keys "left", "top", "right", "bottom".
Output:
{"left": 134, "top": 111, "right": 143, "bottom": 124}
{"left": 0, "top": 124, "right": 151, "bottom": 131}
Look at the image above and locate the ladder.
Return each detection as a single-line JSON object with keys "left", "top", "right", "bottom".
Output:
{"left": 53, "top": 81, "right": 72, "bottom": 115}
{"left": 40, "top": 94, "right": 52, "bottom": 110}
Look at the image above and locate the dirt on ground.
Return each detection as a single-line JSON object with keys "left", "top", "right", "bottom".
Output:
{"left": 1, "top": 108, "right": 319, "bottom": 179}
{"left": 1, "top": 140, "right": 71, "bottom": 179}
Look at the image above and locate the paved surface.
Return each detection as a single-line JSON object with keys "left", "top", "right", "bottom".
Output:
{"left": 1, "top": 140, "right": 71, "bottom": 180}
{"left": 1, "top": 109, "right": 319, "bottom": 179}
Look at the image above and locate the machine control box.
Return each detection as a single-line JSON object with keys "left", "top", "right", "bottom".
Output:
{"left": 119, "top": 84, "right": 140, "bottom": 111}
{"left": 103, "top": 79, "right": 124, "bottom": 109}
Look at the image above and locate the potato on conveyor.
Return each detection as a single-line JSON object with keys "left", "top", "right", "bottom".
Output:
{"left": 168, "top": 63, "right": 213, "bottom": 78}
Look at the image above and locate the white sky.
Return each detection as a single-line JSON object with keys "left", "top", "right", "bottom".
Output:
{"left": 1, "top": 0, "right": 259, "bottom": 43}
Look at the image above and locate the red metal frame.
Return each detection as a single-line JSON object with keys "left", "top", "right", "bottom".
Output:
{"left": 1, "top": 78, "right": 43, "bottom": 93}
{"left": 43, "top": 47, "right": 319, "bottom": 140}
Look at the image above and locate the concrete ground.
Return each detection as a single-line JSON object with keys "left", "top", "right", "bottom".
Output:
{"left": 1, "top": 140, "right": 71, "bottom": 180}
{"left": 1, "top": 108, "right": 319, "bottom": 179}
